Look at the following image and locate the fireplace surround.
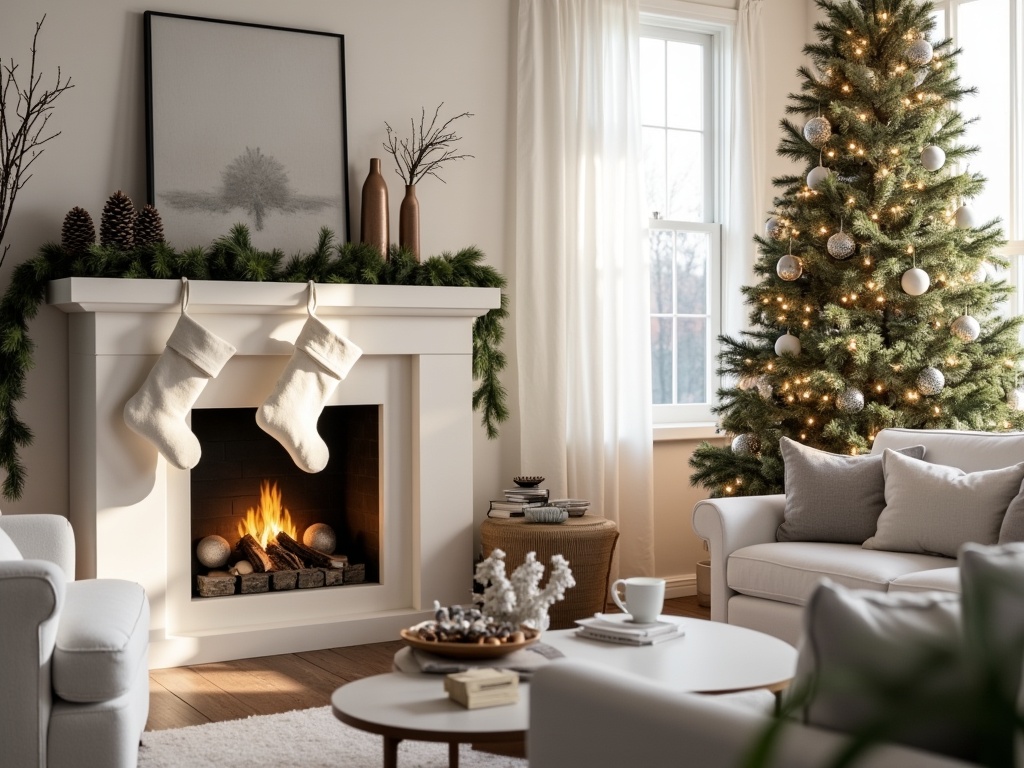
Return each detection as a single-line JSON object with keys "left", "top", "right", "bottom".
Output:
{"left": 51, "top": 278, "right": 500, "bottom": 668}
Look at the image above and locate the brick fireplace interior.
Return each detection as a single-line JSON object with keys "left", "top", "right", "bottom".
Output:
{"left": 190, "top": 405, "right": 381, "bottom": 594}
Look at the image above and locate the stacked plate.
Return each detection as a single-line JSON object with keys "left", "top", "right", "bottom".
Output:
{"left": 551, "top": 499, "right": 589, "bottom": 517}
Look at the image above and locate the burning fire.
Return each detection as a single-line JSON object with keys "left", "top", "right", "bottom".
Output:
{"left": 238, "top": 481, "right": 297, "bottom": 548}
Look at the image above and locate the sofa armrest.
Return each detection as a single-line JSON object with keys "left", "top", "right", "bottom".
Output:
{"left": 0, "top": 559, "right": 66, "bottom": 768}
{"left": 692, "top": 495, "right": 785, "bottom": 622}
{"left": 528, "top": 660, "right": 974, "bottom": 768}
{"left": 0, "top": 514, "right": 76, "bottom": 580}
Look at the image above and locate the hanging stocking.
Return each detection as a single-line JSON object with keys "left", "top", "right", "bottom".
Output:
{"left": 124, "top": 278, "right": 236, "bottom": 469}
{"left": 257, "top": 282, "right": 363, "bottom": 473}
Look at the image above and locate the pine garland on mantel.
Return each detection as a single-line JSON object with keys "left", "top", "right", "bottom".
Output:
{"left": 0, "top": 223, "right": 509, "bottom": 501}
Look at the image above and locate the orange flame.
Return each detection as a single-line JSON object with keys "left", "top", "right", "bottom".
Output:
{"left": 237, "top": 481, "right": 297, "bottom": 548}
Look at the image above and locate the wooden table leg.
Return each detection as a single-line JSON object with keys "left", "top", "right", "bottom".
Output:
{"left": 449, "top": 741, "right": 459, "bottom": 768}
{"left": 383, "top": 735, "right": 401, "bottom": 768}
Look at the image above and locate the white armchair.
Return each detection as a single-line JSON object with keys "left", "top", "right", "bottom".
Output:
{"left": 0, "top": 514, "right": 150, "bottom": 768}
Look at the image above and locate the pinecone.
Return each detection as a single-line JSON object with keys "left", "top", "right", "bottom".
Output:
{"left": 134, "top": 204, "right": 165, "bottom": 247}
{"left": 99, "top": 190, "right": 137, "bottom": 251}
{"left": 60, "top": 207, "right": 96, "bottom": 256}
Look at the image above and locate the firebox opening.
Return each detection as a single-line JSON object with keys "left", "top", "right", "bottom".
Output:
{"left": 190, "top": 405, "right": 380, "bottom": 598}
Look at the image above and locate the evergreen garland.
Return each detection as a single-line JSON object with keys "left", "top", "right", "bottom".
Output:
{"left": 0, "top": 224, "right": 508, "bottom": 501}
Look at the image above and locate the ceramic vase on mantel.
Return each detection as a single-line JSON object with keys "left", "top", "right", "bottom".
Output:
{"left": 399, "top": 184, "right": 420, "bottom": 260}
{"left": 360, "top": 158, "right": 389, "bottom": 259}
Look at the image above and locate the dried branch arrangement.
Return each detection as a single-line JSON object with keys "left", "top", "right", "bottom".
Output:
{"left": 384, "top": 103, "right": 473, "bottom": 186}
{"left": 0, "top": 15, "right": 74, "bottom": 267}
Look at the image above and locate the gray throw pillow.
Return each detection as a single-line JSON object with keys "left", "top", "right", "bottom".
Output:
{"left": 863, "top": 450, "right": 1024, "bottom": 557}
{"left": 998, "top": 479, "right": 1024, "bottom": 543}
{"left": 777, "top": 438, "right": 925, "bottom": 544}
{"left": 0, "top": 526, "right": 22, "bottom": 561}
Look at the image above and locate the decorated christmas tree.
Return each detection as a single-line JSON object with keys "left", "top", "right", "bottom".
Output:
{"left": 690, "top": 0, "right": 1024, "bottom": 497}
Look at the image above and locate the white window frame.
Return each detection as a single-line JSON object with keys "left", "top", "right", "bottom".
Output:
{"left": 640, "top": 8, "right": 730, "bottom": 427}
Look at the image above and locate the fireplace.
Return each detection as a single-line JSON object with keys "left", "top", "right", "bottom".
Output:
{"left": 51, "top": 278, "right": 499, "bottom": 668}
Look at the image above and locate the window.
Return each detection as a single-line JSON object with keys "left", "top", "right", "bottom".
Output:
{"left": 929, "top": 0, "right": 1024, "bottom": 316}
{"left": 641, "top": 20, "right": 723, "bottom": 424}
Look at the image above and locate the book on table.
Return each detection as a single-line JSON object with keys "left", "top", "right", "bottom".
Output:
{"left": 487, "top": 500, "right": 545, "bottom": 518}
{"left": 503, "top": 488, "right": 550, "bottom": 503}
{"left": 574, "top": 614, "right": 685, "bottom": 646}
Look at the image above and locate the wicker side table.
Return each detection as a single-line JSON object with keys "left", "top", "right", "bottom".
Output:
{"left": 480, "top": 514, "right": 619, "bottom": 629}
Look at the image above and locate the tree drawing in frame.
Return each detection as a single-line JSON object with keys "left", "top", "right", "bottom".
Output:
{"left": 144, "top": 12, "right": 350, "bottom": 251}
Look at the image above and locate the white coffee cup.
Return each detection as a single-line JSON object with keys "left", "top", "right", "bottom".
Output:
{"left": 610, "top": 576, "right": 665, "bottom": 623}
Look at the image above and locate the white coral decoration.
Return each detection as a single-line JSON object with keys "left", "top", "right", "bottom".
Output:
{"left": 473, "top": 548, "right": 576, "bottom": 630}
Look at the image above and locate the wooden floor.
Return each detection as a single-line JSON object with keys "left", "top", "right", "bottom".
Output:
{"left": 146, "top": 595, "right": 709, "bottom": 731}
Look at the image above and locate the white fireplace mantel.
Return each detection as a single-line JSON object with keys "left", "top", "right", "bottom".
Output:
{"left": 50, "top": 277, "right": 501, "bottom": 668}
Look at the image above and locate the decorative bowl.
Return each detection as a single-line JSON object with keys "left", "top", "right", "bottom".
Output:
{"left": 551, "top": 499, "right": 589, "bottom": 516}
{"left": 513, "top": 475, "right": 545, "bottom": 487}
{"left": 399, "top": 627, "right": 540, "bottom": 659}
{"left": 525, "top": 506, "right": 568, "bottom": 524}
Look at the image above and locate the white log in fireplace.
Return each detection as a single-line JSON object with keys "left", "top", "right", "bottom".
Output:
{"left": 50, "top": 278, "right": 500, "bottom": 669}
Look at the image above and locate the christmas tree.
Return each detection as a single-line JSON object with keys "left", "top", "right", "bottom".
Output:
{"left": 690, "top": 0, "right": 1024, "bottom": 498}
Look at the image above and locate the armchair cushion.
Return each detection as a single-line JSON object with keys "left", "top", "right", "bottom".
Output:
{"left": 777, "top": 438, "right": 925, "bottom": 544}
{"left": 0, "top": 526, "right": 22, "bottom": 560}
{"left": 53, "top": 579, "right": 149, "bottom": 703}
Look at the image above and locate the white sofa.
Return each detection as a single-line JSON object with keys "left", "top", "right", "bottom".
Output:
{"left": 692, "top": 428, "right": 1024, "bottom": 645}
{"left": 0, "top": 514, "right": 150, "bottom": 768}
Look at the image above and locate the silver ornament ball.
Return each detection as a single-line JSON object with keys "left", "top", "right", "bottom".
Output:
{"left": 731, "top": 433, "right": 761, "bottom": 456}
{"left": 901, "top": 267, "right": 931, "bottom": 296}
{"left": 774, "top": 332, "right": 802, "bottom": 357}
{"left": 954, "top": 205, "right": 977, "bottom": 229}
{"left": 302, "top": 523, "right": 337, "bottom": 555}
{"left": 807, "top": 165, "right": 831, "bottom": 190}
{"left": 765, "top": 216, "right": 785, "bottom": 240}
{"left": 827, "top": 231, "right": 856, "bottom": 260}
{"left": 906, "top": 38, "right": 934, "bottom": 67}
{"left": 837, "top": 387, "right": 865, "bottom": 413}
{"left": 197, "top": 535, "right": 231, "bottom": 569}
{"left": 917, "top": 367, "right": 945, "bottom": 396}
{"left": 803, "top": 116, "right": 832, "bottom": 148}
{"left": 776, "top": 254, "right": 803, "bottom": 281}
{"left": 950, "top": 315, "right": 981, "bottom": 342}
{"left": 1008, "top": 388, "right": 1024, "bottom": 411}
{"left": 756, "top": 376, "right": 774, "bottom": 400}
{"left": 920, "top": 145, "right": 946, "bottom": 172}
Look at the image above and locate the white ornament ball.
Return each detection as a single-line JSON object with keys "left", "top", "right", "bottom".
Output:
{"left": 765, "top": 216, "right": 785, "bottom": 240}
{"left": 917, "top": 366, "right": 945, "bottom": 396}
{"left": 837, "top": 387, "right": 865, "bottom": 413}
{"left": 807, "top": 165, "right": 831, "bottom": 190}
{"left": 950, "top": 315, "right": 981, "bottom": 342}
{"left": 1008, "top": 388, "right": 1024, "bottom": 411}
{"left": 776, "top": 254, "right": 803, "bottom": 281}
{"left": 906, "top": 38, "right": 934, "bottom": 67}
{"left": 731, "top": 433, "right": 762, "bottom": 455}
{"left": 901, "top": 267, "right": 931, "bottom": 296}
{"left": 920, "top": 145, "right": 946, "bottom": 171}
{"left": 775, "top": 332, "right": 802, "bottom": 357}
{"left": 303, "top": 523, "right": 337, "bottom": 555}
{"left": 803, "top": 116, "right": 832, "bottom": 148}
{"left": 973, "top": 263, "right": 989, "bottom": 283}
{"left": 954, "top": 205, "right": 977, "bottom": 229}
{"left": 827, "top": 231, "right": 856, "bottom": 260}
{"left": 197, "top": 535, "right": 231, "bottom": 569}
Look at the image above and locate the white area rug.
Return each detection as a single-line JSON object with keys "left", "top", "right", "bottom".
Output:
{"left": 139, "top": 705, "right": 528, "bottom": 768}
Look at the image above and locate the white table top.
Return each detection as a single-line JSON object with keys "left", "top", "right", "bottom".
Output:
{"left": 331, "top": 616, "right": 797, "bottom": 740}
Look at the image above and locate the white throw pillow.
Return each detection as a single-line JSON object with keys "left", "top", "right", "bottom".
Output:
{"left": 863, "top": 449, "right": 1024, "bottom": 557}
{"left": 0, "top": 526, "right": 22, "bottom": 561}
{"left": 789, "top": 580, "right": 978, "bottom": 761}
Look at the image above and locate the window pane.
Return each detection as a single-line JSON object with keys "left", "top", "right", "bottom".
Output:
{"left": 667, "top": 130, "right": 703, "bottom": 221}
{"left": 929, "top": 9, "right": 945, "bottom": 40}
{"left": 957, "top": 0, "right": 1010, "bottom": 233}
{"left": 675, "top": 231, "right": 708, "bottom": 314}
{"left": 649, "top": 229, "right": 674, "bottom": 314}
{"left": 676, "top": 317, "right": 707, "bottom": 404}
{"left": 651, "top": 317, "right": 673, "bottom": 405}
{"left": 643, "top": 126, "right": 667, "bottom": 218}
{"left": 640, "top": 37, "right": 666, "bottom": 126}
{"left": 667, "top": 41, "right": 703, "bottom": 131}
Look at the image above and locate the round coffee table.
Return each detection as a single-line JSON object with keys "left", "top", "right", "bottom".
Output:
{"left": 330, "top": 617, "right": 796, "bottom": 767}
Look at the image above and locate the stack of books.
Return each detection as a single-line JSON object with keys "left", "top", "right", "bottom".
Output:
{"left": 574, "top": 613, "right": 685, "bottom": 646}
{"left": 487, "top": 486, "right": 551, "bottom": 518}
{"left": 444, "top": 668, "right": 520, "bottom": 709}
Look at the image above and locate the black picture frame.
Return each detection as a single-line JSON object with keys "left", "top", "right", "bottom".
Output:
{"left": 144, "top": 11, "right": 350, "bottom": 251}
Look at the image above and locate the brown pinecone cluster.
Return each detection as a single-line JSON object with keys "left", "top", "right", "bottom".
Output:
{"left": 60, "top": 192, "right": 165, "bottom": 255}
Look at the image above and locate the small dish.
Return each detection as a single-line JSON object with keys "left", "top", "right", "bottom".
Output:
{"left": 551, "top": 499, "right": 589, "bottom": 516}
{"left": 513, "top": 475, "right": 545, "bottom": 487}
{"left": 525, "top": 506, "right": 568, "bottom": 524}
{"left": 399, "top": 627, "right": 540, "bottom": 658}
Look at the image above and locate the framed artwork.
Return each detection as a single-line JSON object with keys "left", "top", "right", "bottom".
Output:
{"left": 144, "top": 12, "right": 350, "bottom": 252}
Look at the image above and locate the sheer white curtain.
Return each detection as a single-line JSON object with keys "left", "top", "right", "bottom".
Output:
{"left": 723, "top": 0, "right": 766, "bottom": 338}
{"left": 515, "top": 0, "right": 654, "bottom": 577}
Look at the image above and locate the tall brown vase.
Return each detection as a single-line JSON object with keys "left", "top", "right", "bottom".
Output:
{"left": 360, "top": 158, "right": 389, "bottom": 258}
{"left": 399, "top": 184, "right": 420, "bottom": 260}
